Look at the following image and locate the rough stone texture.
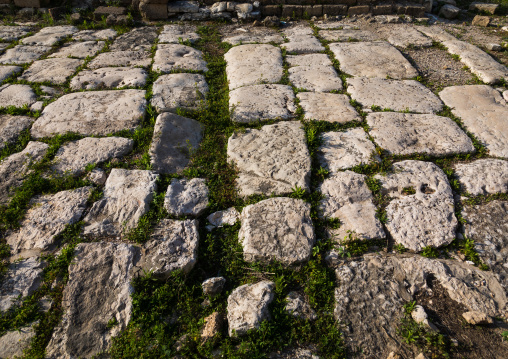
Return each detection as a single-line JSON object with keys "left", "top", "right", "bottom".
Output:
{"left": 88, "top": 168, "right": 107, "bottom": 186}
{"left": 201, "top": 312, "right": 224, "bottom": 342}
{"left": 225, "top": 44, "right": 283, "bottom": 90}
{"left": 375, "top": 160, "right": 457, "bottom": 251}
{"left": 159, "top": 24, "right": 200, "bottom": 43}
{"left": 285, "top": 291, "right": 317, "bottom": 321}
{"left": 472, "top": 15, "right": 491, "bottom": 27}
{"left": 297, "top": 92, "right": 360, "bottom": 123}
{"left": 222, "top": 27, "right": 284, "bottom": 45}
{"left": 21, "top": 26, "right": 77, "bottom": 46}
{"left": 454, "top": 159, "right": 508, "bottom": 195}
{"left": 149, "top": 113, "right": 203, "bottom": 174}
{"left": 202, "top": 277, "right": 226, "bottom": 296}
{"left": 19, "top": 58, "right": 84, "bottom": 85}
{"left": 366, "top": 112, "right": 474, "bottom": 156}
{"left": 470, "top": 2, "right": 499, "bottom": 14}
{"left": 0, "top": 322, "right": 37, "bottom": 358}
{"left": 347, "top": 77, "right": 443, "bottom": 113}
{"left": 319, "top": 171, "right": 385, "bottom": 241}
{"left": 87, "top": 50, "right": 152, "bottom": 69}
{"left": 0, "top": 84, "right": 36, "bottom": 108}
{"left": 439, "top": 4, "right": 460, "bottom": 19}
{"left": 153, "top": 44, "right": 207, "bottom": 73}
{"left": 164, "top": 178, "right": 209, "bottom": 217}
{"left": 288, "top": 65, "right": 343, "bottom": 92}
{"left": 239, "top": 197, "right": 315, "bottom": 265}
{"left": 416, "top": 26, "right": 457, "bottom": 42}
{"left": 0, "top": 25, "right": 31, "bottom": 41}
{"left": 207, "top": 207, "right": 240, "bottom": 228}
{"left": 439, "top": 85, "right": 508, "bottom": 158}
{"left": 0, "top": 45, "right": 50, "bottom": 65}
{"left": 329, "top": 42, "right": 418, "bottom": 79}
{"left": 282, "top": 26, "right": 324, "bottom": 54}
{"left": 318, "top": 128, "right": 378, "bottom": 173}
{"left": 269, "top": 347, "right": 320, "bottom": 359}
{"left": 151, "top": 73, "right": 208, "bottom": 112}
{"left": 229, "top": 84, "right": 296, "bottom": 123}
{"left": 6, "top": 187, "right": 92, "bottom": 258}
{"left": 73, "top": 28, "right": 117, "bottom": 41}
{"left": 46, "top": 242, "right": 139, "bottom": 359}
{"left": 48, "top": 40, "right": 105, "bottom": 59}
{"left": 227, "top": 281, "right": 275, "bottom": 336}
{"left": 286, "top": 53, "right": 332, "bottom": 67}
{"left": 411, "top": 305, "right": 437, "bottom": 330}
{"left": 319, "top": 29, "right": 379, "bottom": 42}
{"left": 462, "top": 311, "right": 493, "bottom": 325}
{"left": 51, "top": 137, "right": 134, "bottom": 176}
{"left": 138, "top": 219, "right": 199, "bottom": 279}
{"left": 83, "top": 169, "right": 158, "bottom": 237}
{"left": 387, "top": 26, "right": 433, "bottom": 48}
{"left": 31, "top": 90, "right": 146, "bottom": 138}
{"left": 110, "top": 27, "right": 158, "bottom": 51}
{"left": 228, "top": 121, "right": 310, "bottom": 197}
{"left": 0, "top": 114, "right": 32, "bottom": 150}
{"left": 0, "top": 65, "right": 22, "bottom": 82}
{"left": 70, "top": 67, "right": 148, "bottom": 90}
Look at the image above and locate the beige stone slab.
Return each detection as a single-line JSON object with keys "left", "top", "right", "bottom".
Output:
{"left": 70, "top": 67, "right": 148, "bottom": 90}
{"left": 159, "top": 24, "right": 200, "bottom": 44}
{"left": 298, "top": 92, "right": 361, "bottom": 123}
{"left": 152, "top": 44, "right": 207, "bottom": 73}
{"left": 0, "top": 45, "right": 51, "bottom": 65}
{"left": 0, "top": 66, "right": 22, "bottom": 82}
{"left": 87, "top": 50, "right": 152, "bottom": 69}
{"left": 454, "top": 159, "right": 508, "bottom": 196}
{"left": 289, "top": 65, "right": 343, "bottom": 92}
{"left": 0, "top": 115, "right": 32, "bottom": 150}
{"left": 48, "top": 41, "right": 105, "bottom": 59}
{"left": 319, "top": 30, "right": 379, "bottom": 42}
{"left": 151, "top": 73, "right": 208, "bottom": 112}
{"left": 286, "top": 53, "right": 332, "bottom": 67}
{"left": 416, "top": 26, "right": 457, "bottom": 42}
{"left": 387, "top": 26, "right": 432, "bottom": 48}
{"left": 0, "top": 84, "right": 36, "bottom": 108}
{"left": 0, "top": 25, "right": 31, "bottom": 41}
{"left": 21, "top": 25, "right": 77, "bottom": 46}
{"left": 20, "top": 58, "right": 83, "bottom": 84}
{"left": 283, "top": 26, "right": 324, "bottom": 54}
{"left": 73, "top": 29, "right": 117, "bottom": 41}
{"left": 222, "top": 27, "right": 284, "bottom": 45}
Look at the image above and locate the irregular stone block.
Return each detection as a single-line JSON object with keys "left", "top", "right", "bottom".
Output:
{"left": 21, "top": 25, "right": 77, "bottom": 46}
{"left": 0, "top": 84, "right": 36, "bottom": 108}
{"left": 48, "top": 40, "right": 105, "bottom": 59}
{"left": 387, "top": 26, "right": 433, "bottom": 48}
{"left": 164, "top": 178, "right": 208, "bottom": 216}
{"left": 0, "top": 65, "right": 22, "bottom": 82}
{"left": 87, "top": 50, "right": 152, "bottom": 69}
{"left": 110, "top": 27, "right": 158, "bottom": 52}
{"left": 439, "top": 4, "right": 460, "bottom": 19}
{"left": 0, "top": 114, "right": 32, "bottom": 150}
{"left": 153, "top": 44, "right": 207, "bottom": 73}
{"left": 70, "top": 67, "right": 148, "bottom": 90}
{"left": 19, "top": 58, "right": 83, "bottom": 85}
{"left": 471, "top": 15, "right": 490, "bottom": 27}
{"left": 140, "top": 2, "right": 168, "bottom": 20}
{"left": 462, "top": 311, "right": 493, "bottom": 325}
{"left": 454, "top": 159, "right": 508, "bottom": 195}
{"left": 0, "top": 45, "right": 51, "bottom": 65}
{"left": 207, "top": 207, "right": 239, "bottom": 228}
{"left": 151, "top": 73, "right": 208, "bottom": 112}
{"left": 286, "top": 53, "right": 332, "bottom": 67}
{"left": 222, "top": 27, "right": 283, "bottom": 45}
{"left": 159, "top": 24, "right": 200, "bottom": 43}
{"left": 469, "top": 2, "right": 498, "bottom": 14}
{"left": 73, "top": 28, "right": 117, "bottom": 41}
{"left": 285, "top": 291, "right": 317, "bottom": 321}
{"left": 202, "top": 277, "right": 226, "bottom": 296}
{"left": 0, "top": 25, "right": 31, "bottom": 41}
{"left": 282, "top": 26, "right": 324, "bottom": 54}
{"left": 0, "top": 322, "right": 37, "bottom": 358}
{"left": 167, "top": 0, "right": 199, "bottom": 13}
{"left": 297, "top": 92, "right": 360, "bottom": 123}
{"left": 416, "top": 26, "right": 457, "bottom": 42}
{"left": 289, "top": 65, "right": 343, "bottom": 92}
{"left": 319, "top": 29, "right": 378, "bottom": 42}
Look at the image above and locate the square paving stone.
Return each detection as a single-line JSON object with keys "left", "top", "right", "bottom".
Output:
{"left": 0, "top": 66, "right": 22, "bottom": 82}
{"left": 319, "top": 30, "right": 379, "bottom": 42}
{"left": 227, "top": 121, "right": 311, "bottom": 197}
{"left": 70, "top": 67, "right": 148, "bottom": 90}
{"left": 286, "top": 53, "right": 332, "bottom": 67}
{"left": 387, "top": 26, "right": 433, "bottom": 48}
{"left": 87, "top": 50, "right": 152, "bottom": 69}
{"left": 0, "top": 114, "right": 33, "bottom": 150}
{"left": 283, "top": 26, "right": 324, "bottom": 54}
{"left": 366, "top": 112, "right": 474, "bottom": 156}
{"left": 329, "top": 41, "right": 418, "bottom": 79}
{"left": 20, "top": 58, "right": 83, "bottom": 84}
{"left": 159, "top": 24, "right": 200, "bottom": 43}
{"left": 0, "top": 25, "right": 31, "bottom": 41}
{"left": 73, "top": 29, "right": 117, "bottom": 41}
{"left": 297, "top": 92, "right": 361, "bottom": 123}
{"left": 454, "top": 159, "right": 508, "bottom": 196}
{"left": 31, "top": 90, "right": 146, "bottom": 138}
{"left": 0, "top": 45, "right": 51, "bottom": 65}
{"left": 289, "top": 65, "right": 343, "bottom": 92}
{"left": 222, "top": 27, "right": 284, "bottom": 45}
{"left": 109, "top": 27, "right": 158, "bottom": 51}
{"left": 164, "top": 178, "right": 208, "bottom": 217}
{"left": 151, "top": 73, "right": 208, "bottom": 112}
{"left": 0, "top": 84, "right": 36, "bottom": 108}
{"left": 153, "top": 44, "right": 207, "bottom": 73}
{"left": 48, "top": 41, "right": 105, "bottom": 59}
{"left": 21, "top": 25, "right": 78, "bottom": 46}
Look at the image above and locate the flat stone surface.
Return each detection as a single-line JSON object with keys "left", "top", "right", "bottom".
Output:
{"left": 0, "top": 25, "right": 31, "bottom": 41}
{"left": 227, "top": 281, "right": 275, "bottom": 336}
{"left": 0, "top": 84, "right": 36, "bottom": 108}
{"left": 329, "top": 42, "right": 418, "bottom": 79}
{"left": 0, "top": 45, "right": 50, "bottom": 65}
{"left": 48, "top": 40, "right": 105, "bottom": 59}
{"left": 0, "top": 322, "right": 37, "bottom": 358}
{"left": 416, "top": 26, "right": 457, "bottom": 42}
{"left": 283, "top": 26, "right": 324, "bottom": 54}
{"left": 225, "top": 44, "right": 283, "bottom": 90}
{"left": 0, "top": 114, "right": 33, "bottom": 150}
{"left": 7, "top": 187, "right": 92, "bottom": 258}
{"left": 31, "top": 89, "right": 146, "bottom": 138}
{"left": 319, "top": 171, "right": 385, "bottom": 241}
{"left": 289, "top": 65, "right": 343, "bottom": 92}
{"left": 439, "top": 85, "right": 508, "bottom": 158}
{"left": 222, "top": 27, "right": 284, "bottom": 45}
{"left": 318, "top": 128, "right": 378, "bottom": 173}
{"left": 21, "top": 25, "right": 77, "bottom": 46}
{"left": 149, "top": 113, "right": 203, "bottom": 174}
{"left": 286, "top": 53, "right": 332, "bottom": 67}
{"left": 366, "top": 112, "right": 474, "bottom": 156}
{"left": 229, "top": 84, "right": 296, "bottom": 123}
{"left": 164, "top": 178, "right": 209, "bottom": 217}
{"left": 153, "top": 44, "right": 207, "bottom": 73}
{"left": 347, "top": 77, "right": 443, "bottom": 113}
{"left": 73, "top": 28, "right": 117, "bottom": 41}
{"left": 207, "top": 207, "right": 240, "bottom": 228}
{"left": 239, "top": 197, "right": 315, "bottom": 265}
{"left": 454, "top": 159, "right": 508, "bottom": 195}
{"left": 151, "top": 73, "right": 208, "bottom": 112}
{"left": 51, "top": 137, "right": 134, "bottom": 176}
{"left": 319, "top": 29, "right": 379, "bottom": 42}
{"left": 87, "top": 50, "right": 152, "bottom": 69}
{"left": 159, "top": 24, "right": 200, "bottom": 43}
{"left": 227, "top": 121, "right": 311, "bottom": 197}
{"left": 70, "top": 67, "right": 148, "bottom": 90}
{"left": 375, "top": 160, "right": 457, "bottom": 251}
{"left": 297, "top": 92, "right": 361, "bottom": 123}
{"left": 46, "top": 242, "right": 138, "bottom": 359}
{"left": 19, "top": 58, "right": 83, "bottom": 84}
{"left": 387, "top": 26, "right": 433, "bottom": 48}
{"left": 110, "top": 27, "right": 157, "bottom": 51}
{"left": 0, "top": 65, "right": 22, "bottom": 82}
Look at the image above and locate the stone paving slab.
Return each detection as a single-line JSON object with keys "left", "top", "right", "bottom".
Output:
{"left": 0, "top": 84, "right": 36, "bottom": 108}
{"left": 110, "top": 27, "right": 158, "bottom": 51}
{"left": 0, "top": 43, "right": 8, "bottom": 52}
{"left": 283, "top": 26, "right": 324, "bottom": 54}
{"left": 153, "top": 44, "right": 207, "bottom": 73}
{"left": 21, "top": 25, "right": 78, "bottom": 46}
{"left": 439, "top": 85, "right": 508, "bottom": 158}
{"left": 286, "top": 53, "right": 332, "bottom": 67}
{"left": 20, "top": 58, "right": 84, "bottom": 85}
{"left": 0, "top": 66, "right": 21, "bottom": 82}
{"left": 289, "top": 65, "right": 343, "bottom": 92}
{"left": 0, "top": 25, "right": 31, "bottom": 41}
{"left": 159, "top": 24, "right": 200, "bottom": 43}
{"left": 416, "top": 26, "right": 457, "bottom": 42}
{"left": 297, "top": 92, "right": 361, "bottom": 123}
{"left": 31, "top": 89, "right": 146, "bottom": 138}
{"left": 73, "top": 29, "right": 117, "bottom": 41}
{"left": 222, "top": 27, "right": 284, "bottom": 45}
{"left": 0, "top": 322, "right": 37, "bottom": 358}
{"left": 151, "top": 73, "right": 208, "bottom": 112}
{"left": 164, "top": 178, "right": 208, "bottom": 216}
{"left": 0, "top": 45, "right": 51, "bottom": 65}
{"left": 48, "top": 40, "right": 105, "bottom": 59}
{"left": 70, "top": 67, "right": 148, "bottom": 90}
{"left": 454, "top": 159, "right": 508, "bottom": 195}
{"left": 387, "top": 26, "right": 433, "bottom": 48}
{"left": 88, "top": 50, "right": 152, "bottom": 69}
{"left": 0, "top": 114, "right": 33, "bottom": 150}
{"left": 319, "top": 30, "right": 379, "bottom": 42}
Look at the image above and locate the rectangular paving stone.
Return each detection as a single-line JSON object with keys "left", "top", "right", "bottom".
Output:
{"left": 70, "top": 67, "right": 148, "bottom": 90}
{"left": 109, "top": 27, "right": 158, "bottom": 52}
{"left": 298, "top": 92, "right": 361, "bottom": 123}
{"left": 454, "top": 159, "right": 508, "bottom": 196}
{"left": 159, "top": 24, "right": 200, "bottom": 43}
{"left": 73, "top": 29, "right": 117, "bottom": 41}
{"left": 21, "top": 25, "right": 77, "bottom": 46}
{"left": 286, "top": 53, "right": 332, "bottom": 67}
{"left": 153, "top": 44, "right": 207, "bottom": 73}
{"left": 0, "top": 25, "right": 31, "bottom": 41}
{"left": 151, "top": 73, "right": 208, "bottom": 112}
{"left": 20, "top": 58, "right": 84, "bottom": 85}
{"left": 283, "top": 26, "right": 325, "bottom": 54}
{"left": 416, "top": 25, "right": 457, "bottom": 42}
{"left": 87, "top": 50, "right": 152, "bottom": 69}
{"left": 319, "top": 29, "right": 379, "bottom": 42}
{"left": 0, "top": 45, "right": 51, "bottom": 65}
{"left": 0, "top": 84, "right": 36, "bottom": 108}
{"left": 387, "top": 26, "right": 432, "bottom": 48}
{"left": 0, "top": 66, "right": 22, "bottom": 82}
{"left": 222, "top": 27, "right": 284, "bottom": 45}
{"left": 289, "top": 65, "right": 343, "bottom": 92}
{"left": 0, "top": 114, "right": 33, "bottom": 150}
{"left": 48, "top": 41, "right": 105, "bottom": 59}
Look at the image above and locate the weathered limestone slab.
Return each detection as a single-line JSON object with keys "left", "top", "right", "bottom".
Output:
{"left": 0, "top": 115, "right": 33, "bottom": 150}
{"left": 366, "top": 112, "right": 474, "bottom": 156}
{"left": 70, "top": 67, "right": 148, "bottom": 90}
{"left": 7, "top": 187, "right": 92, "bottom": 258}
{"left": 87, "top": 50, "right": 152, "bottom": 69}
{"left": 329, "top": 42, "right": 418, "bottom": 79}
{"left": 318, "top": 128, "right": 378, "bottom": 173}
{"left": 164, "top": 178, "right": 209, "bottom": 217}
{"left": 20, "top": 58, "right": 83, "bottom": 85}
{"left": 289, "top": 65, "right": 343, "bottom": 92}
{"left": 73, "top": 28, "right": 117, "bottom": 41}
{"left": 0, "top": 45, "right": 50, "bottom": 65}
{"left": 83, "top": 169, "right": 158, "bottom": 236}
{"left": 319, "top": 171, "right": 385, "bottom": 241}
{"left": 227, "top": 121, "right": 311, "bottom": 197}
{"left": 0, "top": 84, "right": 36, "bottom": 108}
{"left": 153, "top": 44, "right": 207, "bottom": 73}
{"left": 0, "top": 65, "right": 22, "bottom": 82}
{"left": 149, "top": 113, "right": 203, "bottom": 174}
{"left": 151, "top": 73, "right": 208, "bottom": 112}
{"left": 0, "top": 25, "right": 31, "bottom": 41}
{"left": 48, "top": 40, "right": 105, "bottom": 59}
{"left": 298, "top": 92, "right": 360, "bottom": 123}
{"left": 416, "top": 26, "right": 457, "bottom": 42}
{"left": 347, "top": 77, "right": 443, "bottom": 113}
{"left": 229, "top": 84, "right": 296, "bottom": 123}
{"left": 319, "top": 29, "right": 379, "bottom": 42}
{"left": 31, "top": 90, "right": 146, "bottom": 138}
{"left": 286, "top": 53, "right": 332, "bottom": 67}
{"left": 110, "top": 27, "right": 158, "bottom": 51}
{"left": 46, "top": 242, "right": 138, "bottom": 358}
{"left": 283, "top": 26, "right": 324, "bottom": 54}
{"left": 207, "top": 207, "right": 240, "bottom": 228}
{"left": 0, "top": 322, "right": 37, "bottom": 358}
{"left": 51, "top": 137, "right": 134, "bottom": 176}
{"left": 454, "top": 159, "right": 508, "bottom": 195}
{"left": 222, "top": 27, "right": 284, "bottom": 45}
{"left": 439, "top": 85, "right": 508, "bottom": 158}
{"left": 225, "top": 44, "right": 283, "bottom": 90}
{"left": 21, "top": 26, "right": 78, "bottom": 46}
{"left": 387, "top": 26, "right": 432, "bottom": 48}
{"left": 159, "top": 24, "right": 200, "bottom": 43}
{"left": 375, "top": 160, "right": 457, "bottom": 251}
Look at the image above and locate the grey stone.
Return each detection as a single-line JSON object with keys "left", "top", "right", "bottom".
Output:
{"left": 0, "top": 114, "right": 33, "bottom": 150}
{"left": 31, "top": 101, "right": 43, "bottom": 112}
{"left": 159, "top": 24, "right": 200, "bottom": 44}
{"left": 20, "top": 58, "right": 83, "bottom": 84}
{"left": 462, "top": 311, "right": 493, "bottom": 325}
{"left": 207, "top": 207, "right": 240, "bottom": 228}
{"left": 0, "top": 65, "right": 22, "bottom": 82}
{"left": 151, "top": 73, "right": 208, "bottom": 112}
{"left": 387, "top": 26, "right": 433, "bottom": 48}
{"left": 470, "top": 2, "right": 498, "bottom": 14}
{"left": 286, "top": 53, "right": 332, "bottom": 67}
{"left": 0, "top": 25, "right": 31, "bottom": 41}
{"left": 223, "top": 27, "right": 283, "bottom": 45}
{"left": 0, "top": 322, "right": 37, "bottom": 358}
{"left": 21, "top": 25, "right": 77, "bottom": 46}
{"left": 168, "top": 0, "right": 199, "bottom": 13}
{"left": 239, "top": 197, "right": 315, "bottom": 265}
{"left": 227, "top": 121, "right": 311, "bottom": 197}
{"left": 48, "top": 40, "right": 105, "bottom": 59}
{"left": 486, "top": 43, "right": 502, "bottom": 51}
{"left": 0, "top": 45, "right": 51, "bottom": 65}
{"left": 319, "top": 29, "right": 379, "bottom": 42}
{"left": 202, "top": 277, "right": 226, "bottom": 296}
{"left": 73, "top": 28, "right": 117, "bottom": 41}
{"left": 289, "top": 65, "right": 343, "bottom": 92}
{"left": 416, "top": 26, "right": 457, "bottom": 42}
{"left": 297, "top": 92, "right": 360, "bottom": 123}
{"left": 454, "top": 159, "right": 508, "bottom": 195}
{"left": 282, "top": 26, "right": 324, "bottom": 54}
{"left": 0, "top": 84, "right": 36, "bottom": 108}
{"left": 153, "top": 44, "right": 207, "bottom": 73}
{"left": 110, "top": 27, "right": 157, "bottom": 51}
{"left": 149, "top": 113, "right": 203, "bottom": 174}
{"left": 70, "top": 67, "right": 148, "bottom": 90}
{"left": 31, "top": 90, "right": 146, "bottom": 138}
{"left": 269, "top": 347, "right": 320, "bottom": 359}
{"left": 439, "top": 4, "right": 460, "bottom": 20}
{"left": 285, "top": 291, "right": 317, "bottom": 321}
{"left": 87, "top": 50, "right": 152, "bottom": 69}
{"left": 164, "top": 178, "right": 209, "bottom": 216}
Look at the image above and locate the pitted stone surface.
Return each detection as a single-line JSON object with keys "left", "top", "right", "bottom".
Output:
{"left": 439, "top": 85, "right": 508, "bottom": 158}
{"left": 375, "top": 160, "right": 457, "bottom": 251}
{"left": 0, "top": 115, "right": 33, "bottom": 150}
{"left": 329, "top": 42, "right": 418, "bottom": 79}
{"left": 21, "top": 26, "right": 77, "bottom": 46}
{"left": 319, "top": 171, "right": 385, "bottom": 241}
{"left": 202, "top": 277, "right": 226, "bottom": 296}
{"left": 159, "top": 24, "right": 200, "bottom": 43}
{"left": 225, "top": 44, "right": 283, "bottom": 90}
{"left": 110, "top": 27, "right": 158, "bottom": 51}
{"left": 0, "top": 322, "right": 37, "bottom": 358}
{"left": 0, "top": 65, "right": 22, "bottom": 82}
{"left": 0, "top": 45, "right": 50, "bottom": 65}
{"left": 227, "top": 281, "right": 275, "bottom": 336}
{"left": 285, "top": 291, "right": 317, "bottom": 321}
{"left": 20, "top": 58, "right": 84, "bottom": 84}
{"left": 229, "top": 84, "right": 296, "bottom": 123}
{"left": 164, "top": 178, "right": 209, "bottom": 217}
{"left": 227, "top": 121, "right": 311, "bottom": 197}
{"left": 51, "top": 137, "right": 134, "bottom": 176}
{"left": 151, "top": 73, "right": 208, "bottom": 112}
{"left": 286, "top": 53, "right": 332, "bottom": 67}
{"left": 347, "top": 77, "right": 443, "bottom": 113}
{"left": 366, "top": 112, "right": 474, "bottom": 156}
{"left": 149, "top": 113, "right": 203, "bottom": 174}
{"left": 416, "top": 26, "right": 457, "bottom": 42}
{"left": 282, "top": 26, "right": 324, "bottom": 54}
{"left": 318, "top": 128, "right": 379, "bottom": 173}
{"left": 319, "top": 30, "right": 379, "bottom": 42}
{"left": 73, "top": 28, "right": 117, "bottom": 41}
{"left": 0, "top": 84, "right": 36, "bottom": 108}
{"left": 454, "top": 159, "right": 508, "bottom": 195}
{"left": 153, "top": 44, "right": 207, "bottom": 73}
{"left": 223, "top": 27, "right": 284, "bottom": 45}
{"left": 207, "top": 207, "right": 240, "bottom": 228}
{"left": 70, "top": 67, "right": 148, "bottom": 90}
{"left": 48, "top": 40, "right": 105, "bottom": 59}
{"left": 298, "top": 92, "right": 361, "bottom": 123}
{"left": 88, "top": 50, "right": 152, "bottom": 69}
{"left": 387, "top": 26, "right": 433, "bottom": 48}
{"left": 288, "top": 65, "right": 343, "bottom": 92}
{"left": 31, "top": 89, "right": 146, "bottom": 138}
{"left": 0, "top": 25, "right": 31, "bottom": 41}
{"left": 6, "top": 187, "right": 92, "bottom": 258}
{"left": 83, "top": 169, "right": 158, "bottom": 237}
